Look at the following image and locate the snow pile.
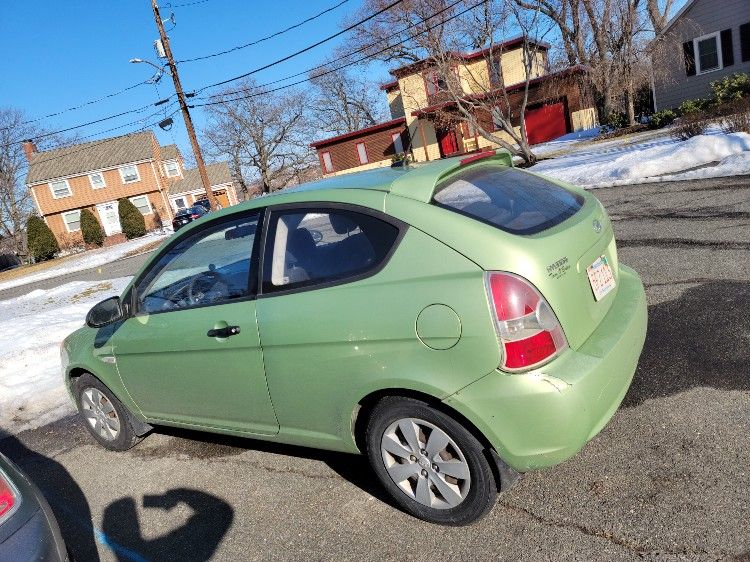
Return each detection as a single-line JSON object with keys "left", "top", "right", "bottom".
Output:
{"left": 532, "top": 131, "right": 750, "bottom": 188}
{"left": 0, "top": 277, "right": 130, "bottom": 434}
{"left": 0, "top": 232, "right": 168, "bottom": 293}
{"left": 667, "top": 151, "right": 750, "bottom": 182}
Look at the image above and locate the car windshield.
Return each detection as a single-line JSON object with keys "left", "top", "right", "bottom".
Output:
{"left": 433, "top": 166, "right": 584, "bottom": 235}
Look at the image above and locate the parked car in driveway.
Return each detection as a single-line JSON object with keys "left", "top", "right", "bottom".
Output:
{"left": 171, "top": 205, "right": 207, "bottom": 232}
{"left": 62, "top": 150, "right": 647, "bottom": 526}
{"left": 0, "top": 453, "right": 67, "bottom": 561}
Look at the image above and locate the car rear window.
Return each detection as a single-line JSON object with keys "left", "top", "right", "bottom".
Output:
{"left": 432, "top": 166, "right": 584, "bottom": 235}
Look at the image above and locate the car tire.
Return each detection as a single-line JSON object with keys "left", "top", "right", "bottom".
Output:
{"left": 75, "top": 373, "right": 143, "bottom": 451}
{"left": 366, "top": 396, "right": 496, "bottom": 526}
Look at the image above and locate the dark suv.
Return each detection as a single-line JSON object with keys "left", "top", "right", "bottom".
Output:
{"left": 172, "top": 205, "right": 207, "bottom": 232}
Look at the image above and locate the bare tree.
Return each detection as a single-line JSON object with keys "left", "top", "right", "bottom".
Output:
{"left": 203, "top": 81, "right": 314, "bottom": 195}
{"left": 514, "top": 0, "right": 674, "bottom": 123}
{"left": 398, "top": 0, "right": 555, "bottom": 164}
{"left": 0, "top": 108, "right": 51, "bottom": 255}
{"left": 309, "top": 63, "right": 387, "bottom": 136}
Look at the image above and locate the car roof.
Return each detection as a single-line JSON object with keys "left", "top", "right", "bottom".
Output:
{"left": 228, "top": 151, "right": 513, "bottom": 211}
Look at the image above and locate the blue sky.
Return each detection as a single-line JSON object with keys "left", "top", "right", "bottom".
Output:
{"left": 0, "top": 0, "right": 383, "bottom": 162}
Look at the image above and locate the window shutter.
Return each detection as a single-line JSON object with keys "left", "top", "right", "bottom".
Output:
{"left": 683, "top": 41, "right": 696, "bottom": 76}
{"left": 720, "top": 29, "right": 734, "bottom": 67}
{"left": 741, "top": 22, "right": 750, "bottom": 62}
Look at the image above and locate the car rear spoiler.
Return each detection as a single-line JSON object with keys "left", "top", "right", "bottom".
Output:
{"left": 388, "top": 149, "right": 513, "bottom": 203}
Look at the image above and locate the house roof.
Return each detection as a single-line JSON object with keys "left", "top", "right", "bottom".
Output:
{"left": 388, "top": 36, "right": 550, "bottom": 79}
{"left": 26, "top": 131, "right": 157, "bottom": 185}
{"left": 411, "top": 65, "right": 590, "bottom": 116}
{"left": 660, "top": 0, "right": 698, "bottom": 35}
{"left": 380, "top": 80, "right": 399, "bottom": 91}
{"left": 169, "top": 162, "right": 233, "bottom": 196}
{"left": 309, "top": 117, "right": 406, "bottom": 149}
{"left": 161, "top": 144, "right": 181, "bottom": 161}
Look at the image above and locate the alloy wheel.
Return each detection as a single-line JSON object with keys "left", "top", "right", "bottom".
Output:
{"left": 80, "top": 387, "right": 121, "bottom": 441}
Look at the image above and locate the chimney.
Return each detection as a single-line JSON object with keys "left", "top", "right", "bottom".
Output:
{"left": 22, "top": 140, "right": 37, "bottom": 162}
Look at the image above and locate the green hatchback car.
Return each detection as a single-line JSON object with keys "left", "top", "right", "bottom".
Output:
{"left": 61, "top": 151, "right": 647, "bottom": 525}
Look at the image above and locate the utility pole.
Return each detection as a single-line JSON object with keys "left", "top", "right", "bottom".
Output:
{"left": 150, "top": 0, "right": 219, "bottom": 211}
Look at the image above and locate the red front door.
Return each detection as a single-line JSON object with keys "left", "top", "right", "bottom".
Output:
{"left": 436, "top": 127, "right": 460, "bottom": 157}
{"left": 524, "top": 101, "right": 568, "bottom": 145}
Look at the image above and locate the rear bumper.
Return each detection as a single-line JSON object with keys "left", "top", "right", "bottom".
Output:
{"left": 443, "top": 264, "right": 647, "bottom": 471}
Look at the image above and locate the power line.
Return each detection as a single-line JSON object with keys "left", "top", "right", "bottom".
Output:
{"left": 4, "top": 0, "right": 402, "bottom": 147}
{"left": 193, "top": 0, "right": 477, "bottom": 108}
{"left": 0, "top": 80, "right": 156, "bottom": 133}
{"left": 198, "top": 0, "right": 465, "bottom": 105}
{"left": 193, "top": 0, "right": 404, "bottom": 94}
{"left": 178, "top": 0, "right": 351, "bottom": 63}
{"left": 163, "top": 0, "right": 212, "bottom": 8}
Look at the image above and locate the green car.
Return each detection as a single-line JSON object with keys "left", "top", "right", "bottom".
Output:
{"left": 61, "top": 151, "right": 647, "bottom": 526}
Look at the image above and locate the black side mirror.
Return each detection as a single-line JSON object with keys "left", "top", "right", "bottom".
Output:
{"left": 86, "top": 296, "right": 124, "bottom": 328}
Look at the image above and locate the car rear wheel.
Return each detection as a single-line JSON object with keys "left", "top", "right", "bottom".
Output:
{"left": 366, "top": 396, "right": 496, "bottom": 525}
{"left": 75, "top": 373, "right": 142, "bottom": 451}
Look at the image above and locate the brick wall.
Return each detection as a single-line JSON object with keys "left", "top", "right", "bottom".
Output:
{"left": 45, "top": 190, "right": 166, "bottom": 248}
{"left": 31, "top": 160, "right": 163, "bottom": 215}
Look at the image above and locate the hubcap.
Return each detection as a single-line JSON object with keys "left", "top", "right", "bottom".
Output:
{"left": 80, "top": 388, "right": 120, "bottom": 441}
{"left": 380, "top": 418, "right": 471, "bottom": 509}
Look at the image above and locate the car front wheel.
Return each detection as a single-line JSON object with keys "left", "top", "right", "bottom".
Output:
{"left": 366, "top": 397, "right": 497, "bottom": 525}
{"left": 75, "top": 373, "right": 142, "bottom": 451}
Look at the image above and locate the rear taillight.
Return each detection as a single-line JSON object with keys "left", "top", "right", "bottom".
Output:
{"left": 485, "top": 272, "right": 567, "bottom": 371}
{"left": 0, "top": 470, "right": 19, "bottom": 524}
{"left": 191, "top": 214, "right": 200, "bottom": 219}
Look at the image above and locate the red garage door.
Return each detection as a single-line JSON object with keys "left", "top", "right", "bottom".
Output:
{"left": 524, "top": 101, "right": 568, "bottom": 145}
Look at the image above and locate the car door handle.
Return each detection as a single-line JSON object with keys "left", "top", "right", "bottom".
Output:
{"left": 207, "top": 325, "right": 241, "bottom": 338}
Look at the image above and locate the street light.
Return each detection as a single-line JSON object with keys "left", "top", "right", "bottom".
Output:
{"left": 129, "top": 58, "right": 169, "bottom": 84}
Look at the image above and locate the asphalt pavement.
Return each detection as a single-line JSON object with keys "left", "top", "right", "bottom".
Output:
{"left": 0, "top": 252, "right": 153, "bottom": 301}
{"left": 2, "top": 175, "right": 749, "bottom": 561}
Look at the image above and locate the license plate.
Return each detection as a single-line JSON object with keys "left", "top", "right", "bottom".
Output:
{"left": 586, "top": 255, "right": 615, "bottom": 301}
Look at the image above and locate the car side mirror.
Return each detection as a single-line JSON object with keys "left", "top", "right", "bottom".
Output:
{"left": 86, "top": 296, "right": 124, "bottom": 328}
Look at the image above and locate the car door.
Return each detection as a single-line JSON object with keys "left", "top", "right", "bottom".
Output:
{"left": 112, "top": 209, "right": 279, "bottom": 435}
{"left": 255, "top": 205, "right": 405, "bottom": 438}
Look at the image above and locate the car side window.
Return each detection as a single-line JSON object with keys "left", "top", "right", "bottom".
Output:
{"left": 263, "top": 208, "right": 399, "bottom": 292}
{"left": 137, "top": 213, "right": 260, "bottom": 314}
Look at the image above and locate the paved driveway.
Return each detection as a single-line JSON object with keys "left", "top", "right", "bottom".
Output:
{"left": 2, "top": 175, "right": 749, "bottom": 561}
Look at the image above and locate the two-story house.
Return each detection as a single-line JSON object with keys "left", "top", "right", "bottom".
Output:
{"left": 652, "top": 0, "right": 750, "bottom": 110}
{"left": 24, "top": 131, "right": 237, "bottom": 246}
{"left": 310, "top": 36, "right": 598, "bottom": 176}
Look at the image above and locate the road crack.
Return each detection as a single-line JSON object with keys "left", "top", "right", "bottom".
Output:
{"left": 496, "top": 500, "right": 732, "bottom": 559}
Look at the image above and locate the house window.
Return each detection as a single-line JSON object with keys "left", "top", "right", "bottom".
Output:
{"left": 424, "top": 70, "right": 447, "bottom": 97}
{"left": 356, "top": 142, "right": 369, "bottom": 165}
{"left": 119, "top": 164, "right": 140, "bottom": 184}
{"left": 694, "top": 32, "right": 722, "bottom": 74}
{"left": 49, "top": 179, "right": 72, "bottom": 199}
{"left": 129, "top": 195, "right": 153, "bottom": 216}
{"left": 173, "top": 197, "right": 187, "bottom": 210}
{"left": 89, "top": 172, "right": 106, "bottom": 189}
{"left": 392, "top": 132, "right": 404, "bottom": 154}
{"left": 164, "top": 160, "right": 180, "bottom": 177}
{"left": 62, "top": 210, "right": 81, "bottom": 232}
{"left": 322, "top": 152, "right": 334, "bottom": 173}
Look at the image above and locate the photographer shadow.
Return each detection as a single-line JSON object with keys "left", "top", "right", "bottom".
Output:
{"left": 102, "top": 488, "right": 233, "bottom": 562}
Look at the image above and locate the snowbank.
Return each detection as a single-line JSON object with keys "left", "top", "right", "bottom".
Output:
{"left": 0, "top": 277, "right": 130, "bottom": 434}
{"left": 531, "top": 131, "right": 750, "bottom": 188}
{"left": 0, "top": 232, "right": 168, "bottom": 293}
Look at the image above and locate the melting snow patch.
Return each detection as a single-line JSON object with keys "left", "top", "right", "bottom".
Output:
{"left": 0, "top": 276, "right": 131, "bottom": 434}
{"left": 531, "top": 132, "right": 750, "bottom": 188}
